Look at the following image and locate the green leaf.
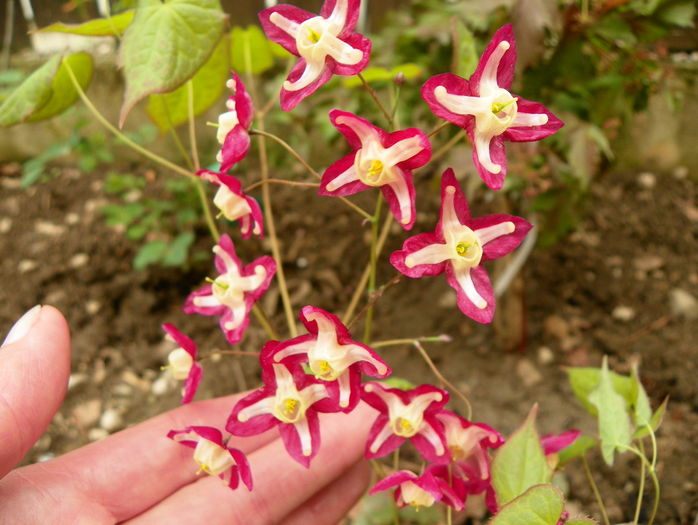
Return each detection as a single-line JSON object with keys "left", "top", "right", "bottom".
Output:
{"left": 492, "top": 405, "right": 552, "bottom": 506}
{"left": 487, "top": 484, "right": 564, "bottom": 525}
{"left": 101, "top": 202, "right": 146, "bottom": 226}
{"left": 342, "top": 66, "right": 393, "bottom": 87}
{"left": 146, "top": 35, "right": 229, "bottom": 132}
{"left": 633, "top": 396, "right": 668, "bottom": 439}
{"left": 231, "top": 25, "right": 274, "bottom": 75}
{"left": 657, "top": 1, "right": 696, "bottom": 27}
{"left": 566, "top": 367, "right": 634, "bottom": 415}
{"left": 133, "top": 240, "right": 169, "bottom": 269}
{"left": 566, "top": 520, "right": 599, "bottom": 525}
{"left": 118, "top": 0, "right": 225, "bottom": 126}
{"left": 28, "top": 53, "right": 94, "bottom": 123}
{"left": 37, "top": 10, "right": 135, "bottom": 36}
{"left": 379, "top": 376, "right": 417, "bottom": 391}
{"left": 390, "top": 63, "right": 423, "bottom": 82}
{"left": 587, "top": 356, "right": 632, "bottom": 466}
{"left": 0, "top": 55, "right": 60, "bottom": 126}
{"left": 593, "top": 14, "right": 637, "bottom": 47}
{"left": 453, "top": 20, "right": 478, "bottom": 78}
{"left": 557, "top": 434, "right": 598, "bottom": 466}
{"left": 630, "top": 364, "right": 652, "bottom": 425}
{"left": 162, "top": 231, "right": 194, "bottom": 266}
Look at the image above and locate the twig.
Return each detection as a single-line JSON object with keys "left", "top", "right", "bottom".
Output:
{"left": 582, "top": 453, "right": 611, "bottom": 525}
{"left": 358, "top": 72, "right": 392, "bottom": 126}
{"left": 413, "top": 341, "right": 472, "bottom": 420}
{"left": 244, "top": 179, "right": 319, "bottom": 193}
{"left": 348, "top": 273, "right": 403, "bottom": 331}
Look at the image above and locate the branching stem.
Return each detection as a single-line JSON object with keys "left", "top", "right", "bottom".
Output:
{"left": 582, "top": 453, "right": 611, "bottom": 525}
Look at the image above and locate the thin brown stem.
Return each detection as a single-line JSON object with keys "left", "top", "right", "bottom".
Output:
{"left": 249, "top": 128, "right": 371, "bottom": 221}
{"left": 187, "top": 80, "right": 201, "bottom": 171}
{"left": 363, "top": 193, "right": 383, "bottom": 343}
{"left": 413, "top": 341, "right": 472, "bottom": 420}
{"left": 582, "top": 453, "right": 611, "bottom": 525}
{"left": 199, "top": 349, "right": 260, "bottom": 360}
{"left": 431, "top": 129, "right": 466, "bottom": 163}
{"left": 357, "top": 72, "right": 393, "bottom": 126}
{"left": 428, "top": 121, "right": 450, "bottom": 138}
{"left": 349, "top": 273, "right": 402, "bottom": 331}
{"left": 371, "top": 335, "right": 452, "bottom": 348}
{"left": 252, "top": 304, "right": 278, "bottom": 340}
{"left": 244, "top": 179, "right": 319, "bottom": 193}
{"left": 342, "top": 213, "right": 393, "bottom": 324}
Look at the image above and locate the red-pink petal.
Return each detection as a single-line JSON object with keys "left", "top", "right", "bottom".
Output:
{"left": 421, "top": 73, "right": 474, "bottom": 129}
{"left": 541, "top": 430, "right": 581, "bottom": 455}
{"left": 390, "top": 232, "right": 447, "bottom": 278}
{"left": 468, "top": 214, "right": 532, "bottom": 261}
{"left": 504, "top": 97, "right": 564, "bottom": 142}
{"left": 181, "top": 362, "right": 203, "bottom": 404}
{"left": 258, "top": 4, "right": 314, "bottom": 56}
{"left": 445, "top": 264, "right": 495, "bottom": 324}
{"left": 280, "top": 59, "right": 335, "bottom": 111}
{"left": 470, "top": 25, "right": 516, "bottom": 93}
{"left": 220, "top": 125, "right": 250, "bottom": 172}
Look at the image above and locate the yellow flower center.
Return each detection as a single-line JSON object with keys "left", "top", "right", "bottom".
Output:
{"left": 307, "top": 28, "right": 321, "bottom": 43}
{"left": 392, "top": 417, "right": 416, "bottom": 437}
{"left": 456, "top": 242, "right": 474, "bottom": 257}
{"left": 449, "top": 444, "right": 466, "bottom": 462}
{"left": 366, "top": 159, "right": 383, "bottom": 179}
{"left": 491, "top": 97, "right": 517, "bottom": 116}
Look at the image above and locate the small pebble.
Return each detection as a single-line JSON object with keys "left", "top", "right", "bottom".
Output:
{"left": 99, "top": 409, "right": 123, "bottom": 432}
{"left": 516, "top": 358, "right": 543, "bottom": 387}
{"left": 68, "top": 373, "right": 88, "bottom": 390}
{"left": 637, "top": 171, "right": 656, "bottom": 188}
{"left": 673, "top": 165, "right": 688, "bottom": 179}
{"left": 18, "top": 259, "right": 38, "bottom": 273}
{"left": 151, "top": 374, "right": 172, "bottom": 396}
{"left": 0, "top": 217, "right": 11, "bottom": 233}
{"left": 69, "top": 253, "right": 89, "bottom": 268}
{"left": 85, "top": 300, "right": 101, "bottom": 315}
{"left": 65, "top": 212, "right": 80, "bottom": 225}
{"left": 73, "top": 399, "right": 102, "bottom": 427}
{"left": 36, "top": 452, "right": 55, "bottom": 463}
{"left": 34, "top": 220, "right": 66, "bottom": 236}
{"left": 612, "top": 305, "right": 636, "bottom": 322}
{"left": 88, "top": 428, "right": 109, "bottom": 441}
{"left": 537, "top": 346, "right": 554, "bottom": 365}
{"left": 669, "top": 288, "right": 698, "bottom": 320}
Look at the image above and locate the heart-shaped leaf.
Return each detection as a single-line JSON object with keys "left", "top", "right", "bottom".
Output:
{"left": 231, "top": 25, "right": 274, "bottom": 75}
{"left": 0, "top": 55, "right": 60, "bottom": 126}
{"left": 491, "top": 404, "right": 552, "bottom": 506}
{"left": 146, "top": 35, "right": 229, "bottom": 132}
{"left": 28, "top": 53, "right": 94, "bottom": 122}
{"left": 488, "top": 484, "right": 564, "bottom": 525}
{"left": 37, "top": 11, "right": 135, "bottom": 37}
{"left": 118, "top": 0, "right": 225, "bottom": 127}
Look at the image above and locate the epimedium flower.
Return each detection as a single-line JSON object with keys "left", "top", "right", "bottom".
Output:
{"left": 436, "top": 409, "right": 503, "bottom": 509}
{"left": 160, "top": 323, "right": 203, "bottom": 404}
{"left": 167, "top": 426, "right": 253, "bottom": 490}
{"left": 227, "top": 347, "right": 338, "bottom": 468}
{"left": 422, "top": 25, "right": 563, "bottom": 190}
{"left": 541, "top": 429, "right": 581, "bottom": 469}
{"left": 319, "top": 109, "right": 431, "bottom": 230}
{"left": 362, "top": 382, "right": 449, "bottom": 463}
{"left": 184, "top": 234, "right": 275, "bottom": 344}
{"left": 197, "top": 170, "right": 263, "bottom": 239}
{"left": 369, "top": 468, "right": 463, "bottom": 511}
{"left": 216, "top": 72, "right": 253, "bottom": 172}
{"left": 270, "top": 305, "right": 390, "bottom": 411}
{"left": 259, "top": 0, "right": 371, "bottom": 110}
{"left": 390, "top": 168, "right": 532, "bottom": 324}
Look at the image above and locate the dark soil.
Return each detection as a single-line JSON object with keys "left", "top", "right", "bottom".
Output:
{"left": 1, "top": 160, "right": 696, "bottom": 524}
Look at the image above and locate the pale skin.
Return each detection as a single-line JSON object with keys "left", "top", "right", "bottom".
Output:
{"left": 0, "top": 306, "right": 373, "bottom": 524}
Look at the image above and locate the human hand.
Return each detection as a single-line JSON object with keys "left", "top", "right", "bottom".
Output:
{"left": 0, "top": 306, "right": 373, "bottom": 524}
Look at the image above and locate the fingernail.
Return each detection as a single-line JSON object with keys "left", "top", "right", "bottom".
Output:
{"left": 2, "top": 305, "right": 43, "bottom": 347}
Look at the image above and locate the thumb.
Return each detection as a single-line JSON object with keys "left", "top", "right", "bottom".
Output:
{"left": 0, "top": 305, "right": 71, "bottom": 478}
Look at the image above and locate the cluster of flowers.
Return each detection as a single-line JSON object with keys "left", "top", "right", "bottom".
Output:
{"left": 158, "top": 0, "right": 567, "bottom": 513}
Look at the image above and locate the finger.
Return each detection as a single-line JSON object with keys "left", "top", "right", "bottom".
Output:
{"left": 126, "top": 402, "right": 377, "bottom": 525}
{"left": 0, "top": 392, "right": 277, "bottom": 522}
{"left": 284, "top": 459, "right": 370, "bottom": 525}
{"left": 0, "top": 305, "right": 71, "bottom": 478}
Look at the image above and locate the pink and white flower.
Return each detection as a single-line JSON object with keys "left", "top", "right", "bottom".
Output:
{"left": 370, "top": 469, "right": 463, "bottom": 510}
{"left": 161, "top": 323, "right": 203, "bottom": 404}
{"left": 362, "top": 382, "right": 449, "bottom": 462}
{"left": 259, "top": 0, "right": 371, "bottom": 110}
{"left": 436, "top": 410, "right": 503, "bottom": 497}
{"left": 184, "top": 234, "right": 275, "bottom": 344}
{"left": 227, "top": 348, "right": 338, "bottom": 467}
{"left": 270, "top": 305, "right": 390, "bottom": 411}
{"left": 390, "top": 169, "right": 532, "bottom": 324}
{"left": 319, "top": 109, "right": 431, "bottom": 230}
{"left": 216, "top": 73, "right": 253, "bottom": 172}
{"left": 168, "top": 426, "right": 252, "bottom": 490}
{"left": 422, "top": 25, "right": 563, "bottom": 190}
{"left": 197, "top": 170, "right": 263, "bottom": 239}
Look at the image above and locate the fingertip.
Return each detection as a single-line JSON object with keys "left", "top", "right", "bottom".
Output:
{"left": 0, "top": 305, "right": 71, "bottom": 477}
